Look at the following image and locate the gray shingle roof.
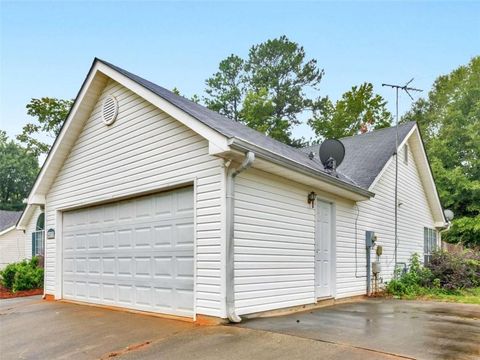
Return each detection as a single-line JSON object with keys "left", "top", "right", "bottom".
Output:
{"left": 98, "top": 59, "right": 359, "bottom": 188}
{"left": 98, "top": 59, "right": 414, "bottom": 192}
{"left": 0, "top": 210, "right": 22, "bottom": 232}
{"left": 302, "top": 122, "right": 417, "bottom": 189}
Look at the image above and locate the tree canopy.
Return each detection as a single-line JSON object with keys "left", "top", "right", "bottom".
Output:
{"left": 308, "top": 82, "right": 392, "bottom": 140}
{"left": 0, "top": 131, "right": 39, "bottom": 211}
{"left": 403, "top": 56, "right": 480, "bottom": 247}
{"left": 204, "top": 54, "right": 245, "bottom": 121}
{"left": 204, "top": 36, "right": 324, "bottom": 147}
{"left": 16, "top": 97, "right": 73, "bottom": 157}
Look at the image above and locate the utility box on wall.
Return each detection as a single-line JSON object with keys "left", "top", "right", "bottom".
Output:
{"left": 366, "top": 230, "right": 377, "bottom": 248}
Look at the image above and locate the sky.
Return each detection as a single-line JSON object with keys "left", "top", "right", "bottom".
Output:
{"left": 1, "top": 1, "right": 479, "bottom": 143}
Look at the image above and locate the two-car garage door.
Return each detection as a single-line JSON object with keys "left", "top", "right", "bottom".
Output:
{"left": 62, "top": 187, "right": 194, "bottom": 317}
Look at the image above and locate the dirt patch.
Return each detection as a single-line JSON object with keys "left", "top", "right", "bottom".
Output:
{"left": 0, "top": 285, "right": 43, "bottom": 299}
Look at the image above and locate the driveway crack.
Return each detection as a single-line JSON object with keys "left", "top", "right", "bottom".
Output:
{"left": 241, "top": 327, "right": 416, "bottom": 360}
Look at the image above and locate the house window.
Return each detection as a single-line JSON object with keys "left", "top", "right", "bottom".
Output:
{"left": 32, "top": 213, "right": 45, "bottom": 257}
{"left": 424, "top": 227, "right": 437, "bottom": 264}
{"left": 404, "top": 144, "right": 409, "bottom": 164}
{"left": 36, "top": 212, "right": 44, "bottom": 231}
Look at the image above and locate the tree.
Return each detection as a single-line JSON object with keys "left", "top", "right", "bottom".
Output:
{"left": 241, "top": 88, "right": 278, "bottom": 133}
{"left": 0, "top": 131, "right": 39, "bottom": 211}
{"left": 403, "top": 56, "right": 480, "bottom": 247}
{"left": 204, "top": 54, "right": 245, "bottom": 121}
{"left": 204, "top": 36, "right": 324, "bottom": 146}
{"left": 308, "top": 83, "right": 392, "bottom": 140}
{"left": 172, "top": 87, "right": 200, "bottom": 104}
{"left": 16, "top": 97, "right": 73, "bottom": 156}
{"left": 245, "top": 36, "right": 324, "bottom": 146}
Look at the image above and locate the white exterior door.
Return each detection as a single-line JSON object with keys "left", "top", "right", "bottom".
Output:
{"left": 62, "top": 187, "right": 194, "bottom": 317}
{"left": 315, "top": 201, "right": 333, "bottom": 298}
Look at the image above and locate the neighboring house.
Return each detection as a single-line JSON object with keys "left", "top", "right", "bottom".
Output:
{"left": 0, "top": 208, "right": 45, "bottom": 269}
{"left": 17, "top": 58, "right": 447, "bottom": 321}
{"left": 0, "top": 210, "right": 25, "bottom": 268}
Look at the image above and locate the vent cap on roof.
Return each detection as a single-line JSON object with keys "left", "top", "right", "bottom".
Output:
{"left": 102, "top": 95, "right": 118, "bottom": 125}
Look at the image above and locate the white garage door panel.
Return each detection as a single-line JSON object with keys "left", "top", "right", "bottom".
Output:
{"left": 62, "top": 187, "right": 194, "bottom": 317}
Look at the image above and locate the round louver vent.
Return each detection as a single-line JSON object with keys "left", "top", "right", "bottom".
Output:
{"left": 102, "top": 95, "right": 118, "bottom": 125}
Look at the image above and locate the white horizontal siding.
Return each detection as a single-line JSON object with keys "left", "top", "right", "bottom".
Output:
{"left": 233, "top": 140, "right": 438, "bottom": 309}
{"left": 0, "top": 229, "right": 27, "bottom": 268}
{"left": 233, "top": 169, "right": 316, "bottom": 315}
{"left": 45, "top": 79, "right": 225, "bottom": 318}
{"left": 0, "top": 206, "right": 42, "bottom": 269}
{"left": 340, "top": 141, "right": 437, "bottom": 297}
{"left": 334, "top": 198, "right": 366, "bottom": 298}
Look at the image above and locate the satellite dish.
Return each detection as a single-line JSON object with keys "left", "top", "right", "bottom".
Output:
{"left": 444, "top": 209, "right": 454, "bottom": 221}
{"left": 319, "top": 139, "right": 345, "bottom": 169}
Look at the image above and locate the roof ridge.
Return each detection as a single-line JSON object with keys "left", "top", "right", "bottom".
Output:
{"left": 340, "top": 121, "right": 416, "bottom": 140}
{"left": 300, "top": 122, "right": 417, "bottom": 152}
{"left": 0, "top": 209, "right": 23, "bottom": 214}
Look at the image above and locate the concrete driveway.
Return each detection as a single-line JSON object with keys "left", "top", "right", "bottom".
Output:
{"left": 1, "top": 296, "right": 479, "bottom": 359}
{"left": 241, "top": 299, "right": 480, "bottom": 360}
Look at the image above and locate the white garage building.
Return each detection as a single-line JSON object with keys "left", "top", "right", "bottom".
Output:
{"left": 18, "top": 59, "right": 447, "bottom": 321}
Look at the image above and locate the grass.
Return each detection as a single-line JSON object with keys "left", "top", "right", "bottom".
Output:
{"left": 393, "top": 287, "right": 480, "bottom": 305}
{"left": 418, "top": 287, "right": 480, "bottom": 305}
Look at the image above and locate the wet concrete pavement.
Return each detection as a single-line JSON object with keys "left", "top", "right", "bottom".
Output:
{"left": 1, "top": 296, "right": 479, "bottom": 359}
{"left": 240, "top": 299, "right": 480, "bottom": 360}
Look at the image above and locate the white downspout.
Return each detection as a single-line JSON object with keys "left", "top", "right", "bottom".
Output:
{"left": 439, "top": 222, "right": 452, "bottom": 250}
{"left": 226, "top": 151, "right": 255, "bottom": 323}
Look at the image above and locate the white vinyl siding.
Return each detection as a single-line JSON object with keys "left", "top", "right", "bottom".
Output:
{"left": 0, "top": 229, "right": 26, "bottom": 268}
{"left": 353, "top": 142, "right": 437, "bottom": 290}
{"left": 233, "top": 169, "right": 316, "bottom": 315}
{"left": 45, "top": 79, "right": 225, "bottom": 317}
{"left": 232, "top": 167, "right": 386, "bottom": 312}
{"left": 332, "top": 198, "right": 365, "bottom": 298}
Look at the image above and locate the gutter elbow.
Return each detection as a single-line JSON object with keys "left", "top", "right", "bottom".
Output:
{"left": 227, "top": 310, "right": 242, "bottom": 323}
{"left": 232, "top": 151, "right": 255, "bottom": 177}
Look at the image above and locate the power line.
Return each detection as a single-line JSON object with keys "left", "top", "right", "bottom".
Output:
{"left": 382, "top": 79, "right": 422, "bottom": 277}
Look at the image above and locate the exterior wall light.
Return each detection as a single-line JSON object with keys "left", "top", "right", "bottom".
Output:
{"left": 308, "top": 191, "right": 317, "bottom": 208}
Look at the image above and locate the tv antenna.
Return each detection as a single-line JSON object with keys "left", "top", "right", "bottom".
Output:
{"left": 382, "top": 79, "right": 422, "bottom": 276}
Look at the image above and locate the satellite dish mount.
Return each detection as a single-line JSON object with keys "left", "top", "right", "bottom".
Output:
{"left": 319, "top": 139, "right": 345, "bottom": 177}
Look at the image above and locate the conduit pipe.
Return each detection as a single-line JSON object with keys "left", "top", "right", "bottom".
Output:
{"left": 226, "top": 151, "right": 255, "bottom": 323}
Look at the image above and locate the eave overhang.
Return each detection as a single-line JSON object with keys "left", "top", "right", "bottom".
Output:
{"left": 228, "top": 138, "right": 374, "bottom": 202}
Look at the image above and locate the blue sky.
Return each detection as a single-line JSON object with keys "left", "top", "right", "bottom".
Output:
{"left": 1, "top": 1, "right": 479, "bottom": 142}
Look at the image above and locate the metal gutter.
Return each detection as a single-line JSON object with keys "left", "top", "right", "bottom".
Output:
{"left": 0, "top": 226, "right": 16, "bottom": 237}
{"left": 228, "top": 138, "right": 375, "bottom": 199}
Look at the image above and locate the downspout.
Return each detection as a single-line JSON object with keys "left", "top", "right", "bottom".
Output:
{"left": 226, "top": 151, "right": 255, "bottom": 323}
{"left": 439, "top": 222, "right": 452, "bottom": 250}
{"left": 366, "top": 241, "right": 372, "bottom": 296}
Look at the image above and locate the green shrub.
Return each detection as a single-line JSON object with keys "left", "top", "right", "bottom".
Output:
{"left": 386, "top": 253, "right": 433, "bottom": 297}
{"left": 0, "top": 262, "right": 21, "bottom": 289}
{"left": 386, "top": 250, "right": 480, "bottom": 297}
{"left": 0, "top": 257, "right": 44, "bottom": 292}
{"left": 12, "top": 265, "right": 44, "bottom": 292}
